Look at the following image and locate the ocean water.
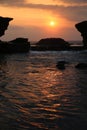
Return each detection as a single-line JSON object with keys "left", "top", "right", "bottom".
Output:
{"left": 0, "top": 50, "right": 87, "bottom": 130}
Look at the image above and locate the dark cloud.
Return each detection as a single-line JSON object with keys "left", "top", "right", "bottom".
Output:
{"left": 0, "top": 0, "right": 87, "bottom": 22}
{"left": 0, "top": 0, "right": 25, "bottom": 6}
{"left": 24, "top": 3, "right": 87, "bottom": 21}
{"left": 0, "top": 0, "right": 25, "bottom": 3}
{"left": 54, "top": 6, "right": 87, "bottom": 21}
{"left": 63, "top": 0, "right": 87, "bottom": 1}
{"left": 53, "top": 0, "right": 87, "bottom": 4}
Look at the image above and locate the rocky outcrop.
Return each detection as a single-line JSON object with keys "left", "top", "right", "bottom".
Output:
{"left": 0, "top": 16, "right": 13, "bottom": 37}
{"left": 75, "top": 21, "right": 87, "bottom": 48}
{"left": 9, "top": 38, "right": 30, "bottom": 53}
{"left": 0, "top": 16, "right": 30, "bottom": 53}
{"left": 0, "top": 38, "right": 30, "bottom": 53}
{"left": 34, "top": 38, "right": 70, "bottom": 51}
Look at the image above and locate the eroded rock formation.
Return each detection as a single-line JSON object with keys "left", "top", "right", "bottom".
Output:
{"left": 0, "top": 17, "right": 30, "bottom": 53}
{"left": 0, "top": 38, "right": 30, "bottom": 53}
{"left": 75, "top": 63, "right": 87, "bottom": 69}
{"left": 0, "top": 16, "right": 13, "bottom": 37}
{"left": 75, "top": 21, "right": 87, "bottom": 48}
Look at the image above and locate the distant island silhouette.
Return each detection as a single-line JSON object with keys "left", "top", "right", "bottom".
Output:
{"left": 31, "top": 38, "right": 70, "bottom": 51}
{"left": 0, "top": 16, "right": 87, "bottom": 53}
{"left": 31, "top": 37, "right": 85, "bottom": 51}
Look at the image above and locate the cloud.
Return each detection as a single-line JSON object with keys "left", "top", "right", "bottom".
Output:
{"left": 54, "top": 6, "right": 87, "bottom": 21}
{"left": 60, "top": 0, "right": 87, "bottom": 2}
{"left": 0, "top": 0, "right": 25, "bottom": 6}
{"left": 53, "top": 0, "right": 87, "bottom": 4}
{"left": 0, "top": 0, "right": 87, "bottom": 22}
{"left": 24, "top": 3, "right": 87, "bottom": 21}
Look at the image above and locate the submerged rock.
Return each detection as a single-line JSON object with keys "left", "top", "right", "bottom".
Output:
{"left": 56, "top": 61, "right": 69, "bottom": 70}
{"left": 0, "top": 16, "right": 13, "bottom": 37}
{"left": 75, "top": 21, "right": 87, "bottom": 48}
{"left": 75, "top": 63, "right": 87, "bottom": 69}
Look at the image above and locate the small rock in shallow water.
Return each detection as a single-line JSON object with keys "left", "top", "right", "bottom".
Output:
{"left": 56, "top": 61, "right": 69, "bottom": 70}
{"left": 75, "top": 63, "right": 87, "bottom": 69}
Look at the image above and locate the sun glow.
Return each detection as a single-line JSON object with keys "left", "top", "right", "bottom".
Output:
{"left": 50, "top": 21, "right": 55, "bottom": 27}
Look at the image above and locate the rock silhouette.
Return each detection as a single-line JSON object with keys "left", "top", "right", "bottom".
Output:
{"left": 56, "top": 61, "right": 69, "bottom": 70}
{"left": 75, "top": 63, "right": 87, "bottom": 69}
{"left": 75, "top": 21, "right": 87, "bottom": 48}
{"left": 34, "top": 38, "right": 70, "bottom": 51}
{"left": 0, "top": 16, "right": 13, "bottom": 37}
{"left": 9, "top": 38, "right": 30, "bottom": 53}
{"left": 0, "top": 16, "right": 30, "bottom": 53}
{"left": 0, "top": 38, "right": 30, "bottom": 53}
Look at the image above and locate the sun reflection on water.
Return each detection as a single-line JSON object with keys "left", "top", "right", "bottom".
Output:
{"left": 0, "top": 51, "right": 87, "bottom": 130}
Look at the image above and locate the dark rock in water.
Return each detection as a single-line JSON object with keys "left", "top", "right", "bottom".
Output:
{"left": 0, "top": 16, "right": 13, "bottom": 37}
{"left": 75, "top": 21, "right": 87, "bottom": 48}
{"left": 75, "top": 63, "right": 87, "bottom": 69}
{"left": 35, "top": 38, "right": 70, "bottom": 51}
{"left": 9, "top": 38, "right": 30, "bottom": 53}
{"left": 0, "top": 38, "right": 30, "bottom": 53}
{"left": 56, "top": 61, "right": 69, "bottom": 70}
{"left": 10, "top": 38, "right": 29, "bottom": 43}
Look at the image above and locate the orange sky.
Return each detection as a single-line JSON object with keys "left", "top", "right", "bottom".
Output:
{"left": 0, "top": 0, "right": 87, "bottom": 41}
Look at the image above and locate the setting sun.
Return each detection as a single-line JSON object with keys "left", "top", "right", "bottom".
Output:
{"left": 50, "top": 21, "right": 55, "bottom": 27}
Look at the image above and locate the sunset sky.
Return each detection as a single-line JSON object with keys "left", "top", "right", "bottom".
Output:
{"left": 0, "top": 0, "right": 87, "bottom": 41}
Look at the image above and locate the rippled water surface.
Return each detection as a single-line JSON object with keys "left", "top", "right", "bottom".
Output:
{"left": 0, "top": 51, "right": 87, "bottom": 130}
